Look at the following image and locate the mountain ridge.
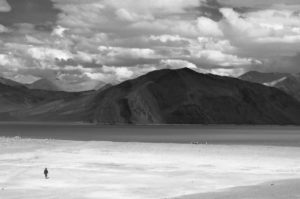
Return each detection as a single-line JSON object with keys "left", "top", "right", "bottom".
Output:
{"left": 26, "top": 78, "right": 61, "bottom": 91}
{"left": 239, "top": 71, "right": 300, "bottom": 101}
{"left": 85, "top": 68, "right": 300, "bottom": 124}
{"left": 2, "top": 68, "right": 300, "bottom": 125}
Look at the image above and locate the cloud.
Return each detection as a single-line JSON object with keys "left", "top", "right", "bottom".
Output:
{"left": 82, "top": 64, "right": 157, "bottom": 83}
{"left": 191, "top": 49, "right": 260, "bottom": 66}
{"left": 256, "top": 53, "right": 300, "bottom": 73}
{"left": 217, "top": 0, "right": 300, "bottom": 8}
{"left": 52, "top": 25, "right": 68, "bottom": 37}
{"left": 1, "top": 0, "right": 300, "bottom": 89}
{"left": 0, "top": 0, "right": 11, "bottom": 12}
{"left": 197, "top": 37, "right": 234, "bottom": 52}
{"left": 27, "top": 47, "right": 73, "bottom": 61}
{"left": 160, "top": 59, "right": 198, "bottom": 70}
{"left": 98, "top": 46, "right": 156, "bottom": 59}
{"left": 106, "top": 0, "right": 201, "bottom": 14}
{"left": 149, "top": 34, "right": 189, "bottom": 43}
{"left": 102, "top": 66, "right": 134, "bottom": 81}
{"left": 197, "top": 17, "right": 223, "bottom": 37}
{"left": 96, "top": 46, "right": 159, "bottom": 66}
{"left": 220, "top": 8, "right": 300, "bottom": 42}
{"left": 217, "top": 7, "right": 300, "bottom": 61}
{"left": 0, "top": 24, "right": 9, "bottom": 33}
{"left": 49, "top": 0, "right": 261, "bottom": 73}
{"left": 52, "top": 0, "right": 205, "bottom": 38}
{"left": 0, "top": 54, "right": 21, "bottom": 67}
{"left": 25, "top": 35, "right": 44, "bottom": 44}
{"left": 115, "top": 8, "right": 154, "bottom": 22}
{"left": 209, "top": 68, "right": 246, "bottom": 77}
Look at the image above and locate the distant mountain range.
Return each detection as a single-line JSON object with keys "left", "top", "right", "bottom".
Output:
{"left": 0, "top": 77, "right": 25, "bottom": 88}
{"left": 1, "top": 68, "right": 300, "bottom": 124}
{"left": 26, "top": 78, "right": 62, "bottom": 91}
{"left": 239, "top": 71, "right": 300, "bottom": 101}
{"left": 0, "top": 77, "right": 108, "bottom": 92}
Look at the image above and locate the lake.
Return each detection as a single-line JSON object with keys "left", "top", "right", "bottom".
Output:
{"left": 0, "top": 123, "right": 300, "bottom": 147}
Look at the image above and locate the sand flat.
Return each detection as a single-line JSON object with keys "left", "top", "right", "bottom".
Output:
{"left": 171, "top": 179, "right": 300, "bottom": 199}
{"left": 0, "top": 137, "right": 300, "bottom": 199}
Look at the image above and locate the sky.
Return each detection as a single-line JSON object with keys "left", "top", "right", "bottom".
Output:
{"left": 0, "top": 0, "right": 300, "bottom": 91}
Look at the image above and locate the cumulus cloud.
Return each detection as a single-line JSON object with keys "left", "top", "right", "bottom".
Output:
{"left": 52, "top": 25, "right": 68, "bottom": 37}
{"left": 0, "top": 54, "right": 21, "bottom": 67}
{"left": 115, "top": 8, "right": 154, "bottom": 22}
{"left": 48, "top": 0, "right": 263, "bottom": 74}
{"left": 160, "top": 59, "right": 198, "bottom": 70}
{"left": 197, "top": 17, "right": 223, "bottom": 37}
{"left": 149, "top": 34, "right": 189, "bottom": 44}
{"left": 209, "top": 68, "right": 246, "bottom": 77}
{"left": 217, "top": 7, "right": 300, "bottom": 62}
{"left": 96, "top": 46, "right": 159, "bottom": 66}
{"left": 0, "top": 0, "right": 11, "bottom": 12}
{"left": 52, "top": 0, "right": 206, "bottom": 38}
{"left": 0, "top": 24, "right": 9, "bottom": 33}
{"left": 27, "top": 47, "right": 73, "bottom": 61}
{"left": 218, "top": 0, "right": 300, "bottom": 9}
{"left": 1, "top": 0, "right": 300, "bottom": 89}
{"left": 220, "top": 8, "right": 300, "bottom": 41}
{"left": 102, "top": 66, "right": 134, "bottom": 81}
{"left": 192, "top": 49, "right": 260, "bottom": 66}
{"left": 25, "top": 35, "right": 44, "bottom": 44}
{"left": 106, "top": 0, "right": 201, "bottom": 14}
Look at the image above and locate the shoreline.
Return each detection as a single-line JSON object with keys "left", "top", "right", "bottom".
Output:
{"left": 2, "top": 136, "right": 300, "bottom": 149}
{"left": 0, "top": 124, "right": 299, "bottom": 147}
{"left": 0, "top": 121, "right": 300, "bottom": 129}
{"left": 171, "top": 179, "right": 300, "bottom": 199}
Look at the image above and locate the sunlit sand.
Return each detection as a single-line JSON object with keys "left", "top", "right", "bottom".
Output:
{"left": 1, "top": 137, "right": 300, "bottom": 199}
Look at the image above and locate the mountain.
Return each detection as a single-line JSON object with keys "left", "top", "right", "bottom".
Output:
{"left": 26, "top": 78, "right": 61, "bottom": 91}
{"left": 95, "top": 83, "right": 113, "bottom": 92}
{"left": 0, "top": 83, "right": 34, "bottom": 114}
{"left": 239, "top": 71, "right": 300, "bottom": 101}
{"left": 1, "top": 75, "right": 110, "bottom": 92}
{"left": 0, "top": 82, "right": 84, "bottom": 120}
{"left": 9, "top": 68, "right": 300, "bottom": 125}
{"left": 86, "top": 68, "right": 300, "bottom": 124}
{"left": 273, "top": 74, "right": 300, "bottom": 101}
{"left": 0, "top": 77, "right": 25, "bottom": 88}
{"left": 239, "top": 71, "right": 288, "bottom": 84}
{"left": 8, "top": 91, "right": 95, "bottom": 122}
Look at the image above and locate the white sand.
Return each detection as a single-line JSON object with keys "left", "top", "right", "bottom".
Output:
{"left": 171, "top": 179, "right": 300, "bottom": 199}
{"left": 0, "top": 137, "right": 300, "bottom": 199}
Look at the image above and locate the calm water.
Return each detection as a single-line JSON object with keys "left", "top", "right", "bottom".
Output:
{"left": 0, "top": 123, "right": 300, "bottom": 147}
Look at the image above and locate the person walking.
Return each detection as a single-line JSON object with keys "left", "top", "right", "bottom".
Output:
{"left": 44, "top": 168, "right": 49, "bottom": 179}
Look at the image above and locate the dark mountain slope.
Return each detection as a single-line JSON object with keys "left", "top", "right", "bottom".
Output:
{"left": 274, "top": 74, "right": 300, "bottom": 101}
{"left": 0, "top": 82, "right": 84, "bottom": 120}
{"left": 86, "top": 68, "right": 300, "bottom": 124}
{"left": 10, "top": 91, "right": 95, "bottom": 122}
{"left": 0, "top": 77, "right": 25, "bottom": 88}
{"left": 3, "top": 68, "right": 300, "bottom": 124}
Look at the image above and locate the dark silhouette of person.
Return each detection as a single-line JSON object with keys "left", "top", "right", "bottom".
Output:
{"left": 44, "top": 168, "right": 48, "bottom": 179}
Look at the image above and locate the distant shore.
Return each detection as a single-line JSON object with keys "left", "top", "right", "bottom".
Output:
{"left": 171, "top": 179, "right": 300, "bottom": 199}
{"left": 1, "top": 121, "right": 300, "bottom": 129}
{"left": 0, "top": 123, "right": 299, "bottom": 147}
